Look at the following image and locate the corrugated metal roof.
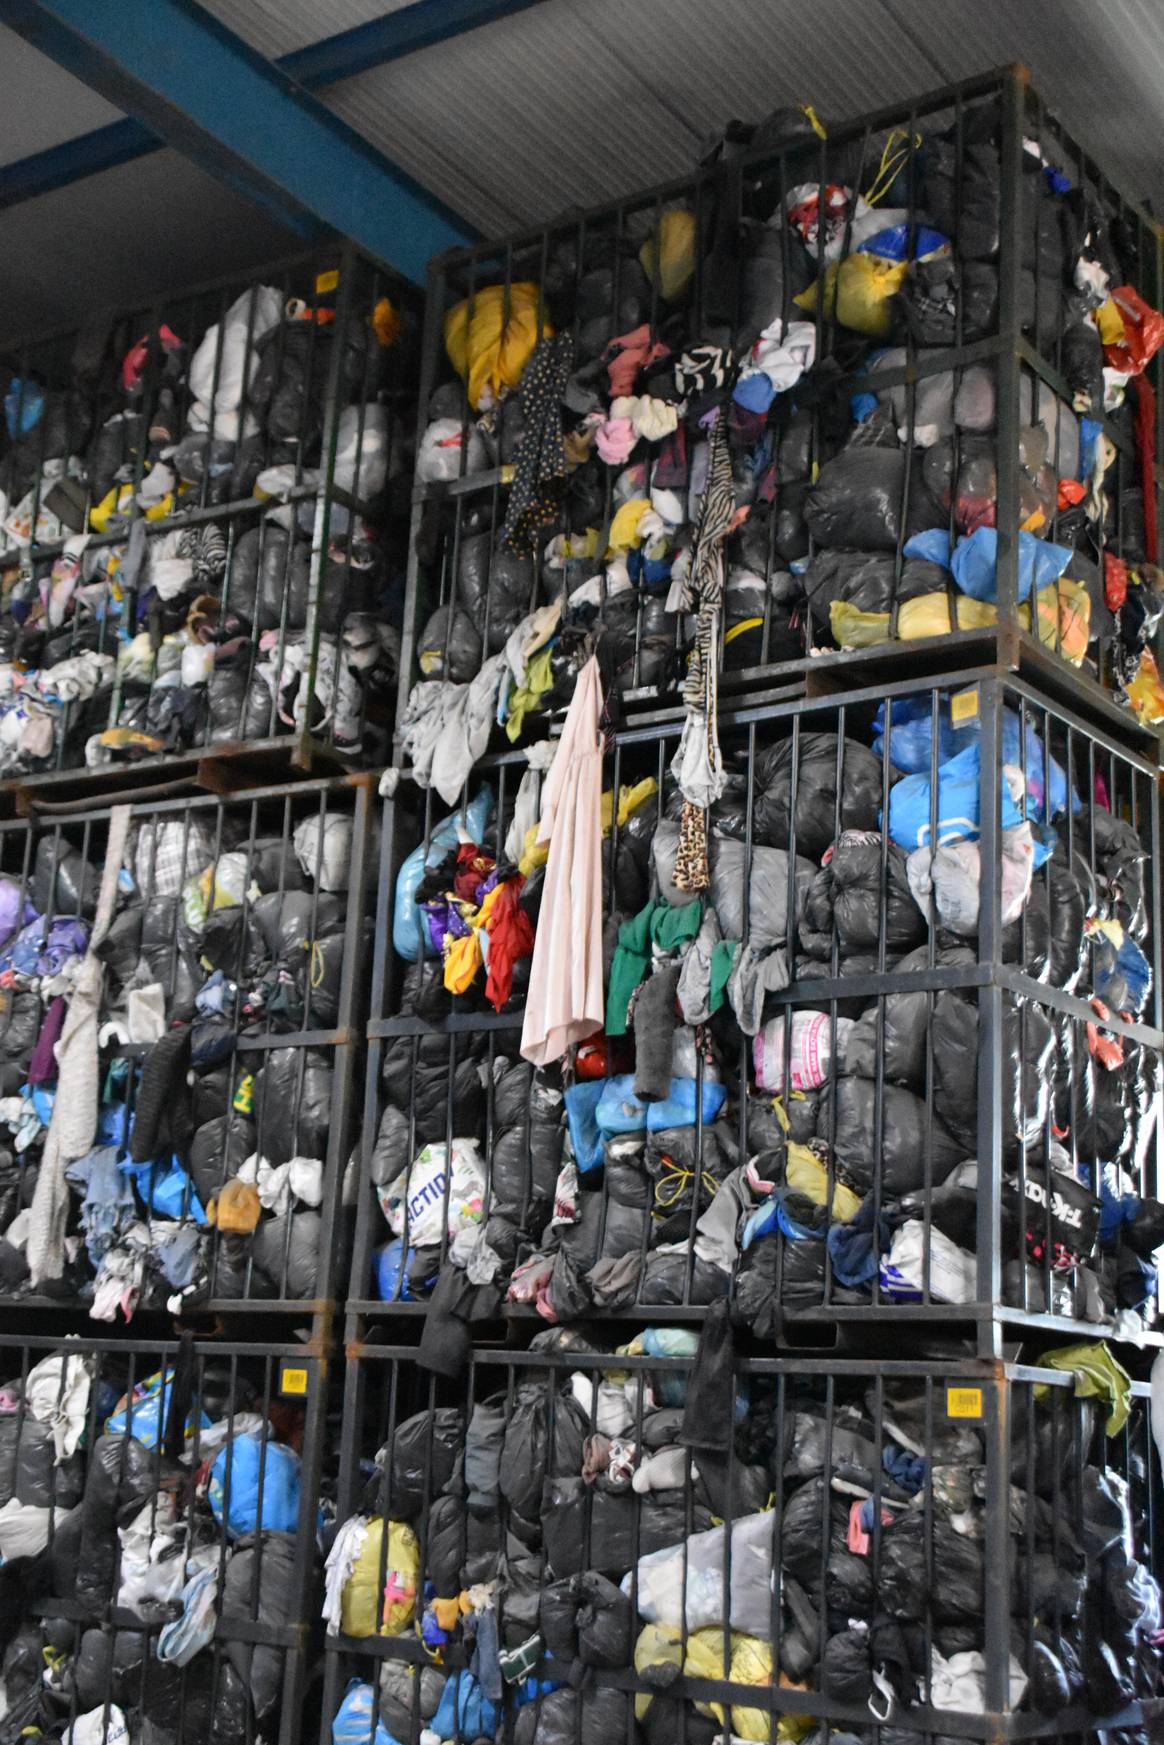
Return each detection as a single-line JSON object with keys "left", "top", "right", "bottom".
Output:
{"left": 199, "top": 0, "right": 417, "bottom": 60}
{"left": 202, "top": 0, "right": 1164, "bottom": 229}
{"left": 0, "top": 23, "right": 123, "bottom": 157}
{"left": 0, "top": 149, "right": 294, "bottom": 344}
{"left": 1, "top": 0, "right": 1163, "bottom": 342}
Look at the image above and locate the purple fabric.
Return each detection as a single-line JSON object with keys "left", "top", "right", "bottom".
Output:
{"left": 0, "top": 879, "right": 37, "bottom": 953}
{"left": 1, "top": 915, "right": 89, "bottom": 978}
{"left": 28, "top": 995, "right": 66, "bottom": 1086}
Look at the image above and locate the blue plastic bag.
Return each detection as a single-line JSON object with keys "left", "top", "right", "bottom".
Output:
{"left": 873, "top": 696, "right": 1076, "bottom": 820}
{"left": 106, "top": 1368, "right": 211, "bottom": 1448}
{"left": 595, "top": 1074, "right": 647, "bottom": 1135}
{"left": 430, "top": 1672, "right": 498, "bottom": 1743}
{"left": 1079, "top": 417, "right": 1103, "bottom": 481}
{"left": 4, "top": 379, "right": 44, "bottom": 439}
{"left": 333, "top": 1682, "right": 403, "bottom": 1745}
{"left": 120, "top": 1155, "right": 206, "bottom": 1225}
{"left": 949, "top": 526, "right": 1073, "bottom": 604}
{"left": 595, "top": 1076, "right": 726, "bottom": 1136}
{"left": 209, "top": 1434, "right": 301, "bottom": 1538}
{"left": 1093, "top": 932, "right": 1153, "bottom": 1014}
{"left": 645, "top": 1078, "right": 727, "bottom": 1130}
{"left": 375, "top": 1239, "right": 431, "bottom": 1301}
{"left": 886, "top": 744, "right": 1024, "bottom": 850}
{"left": 564, "top": 1080, "right": 606, "bottom": 1171}
{"left": 392, "top": 785, "right": 493, "bottom": 962}
{"left": 858, "top": 223, "right": 949, "bottom": 261}
{"left": 903, "top": 528, "right": 953, "bottom": 567}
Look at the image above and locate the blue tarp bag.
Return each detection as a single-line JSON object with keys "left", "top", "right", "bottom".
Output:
{"left": 949, "top": 526, "right": 1073, "bottom": 604}
{"left": 333, "top": 1682, "right": 403, "bottom": 1745}
{"left": 564, "top": 1080, "right": 606, "bottom": 1171}
{"left": 873, "top": 696, "right": 1075, "bottom": 820}
{"left": 858, "top": 223, "right": 948, "bottom": 261}
{"left": 430, "top": 1672, "right": 498, "bottom": 1742}
{"left": 645, "top": 1078, "right": 727, "bottom": 1130}
{"left": 886, "top": 744, "right": 1024, "bottom": 849}
{"left": 106, "top": 1368, "right": 211, "bottom": 1448}
{"left": 393, "top": 785, "right": 493, "bottom": 961}
{"left": 209, "top": 1434, "right": 301, "bottom": 1538}
{"left": 375, "top": 1239, "right": 433, "bottom": 1300}
{"left": 120, "top": 1155, "right": 206, "bottom": 1225}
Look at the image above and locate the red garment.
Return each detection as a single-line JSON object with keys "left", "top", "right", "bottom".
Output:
{"left": 121, "top": 324, "right": 182, "bottom": 392}
{"left": 452, "top": 842, "right": 495, "bottom": 902}
{"left": 1134, "top": 375, "right": 1159, "bottom": 562}
{"left": 484, "top": 876, "right": 535, "bottom": 1013}
{"left": 1057, "top": 478, "right": 1086, "bottom": 510}
{"left": 603, "top": 324, "right": 670, "bottom": 398}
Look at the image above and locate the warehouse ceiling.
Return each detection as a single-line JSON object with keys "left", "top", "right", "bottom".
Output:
{"left": 0, "top": 0, "right": 1162, "bottom": 343}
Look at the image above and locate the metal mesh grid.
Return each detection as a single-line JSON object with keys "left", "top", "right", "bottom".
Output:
{"left": 352, "top": 666, "right": 1163, "bottom": 1345}
{"left": 320, "top": 1339, "right": 1163, "bottom": 1743}
{"left": 0, "top": 770, "right": 374, "bottom": 1317}
{"left": 399, "top": 67, "right": 1164, "bottom": 761}
{"left": 0, "top": 248, "right": 419, "bottom": 787}
{"left": 0, "top": 1328, "right": 337, "bottom": 1745}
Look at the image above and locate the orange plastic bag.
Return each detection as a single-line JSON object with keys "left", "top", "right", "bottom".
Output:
{"left": 1100, "top": 286, "right": 1164, "bottom": 376}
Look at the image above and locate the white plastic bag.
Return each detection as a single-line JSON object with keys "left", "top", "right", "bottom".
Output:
{"left": 624, "top": 1508, "right": 777, "bottom": 1635}
{"left": 188, "top": 284, "right": 283, "bottom": 441}
{"left": 380, "top": 1140, "right": 486, "bottom": 1247}
{"left": 753, "top": 1012, "right": 852, "bottom": 1092}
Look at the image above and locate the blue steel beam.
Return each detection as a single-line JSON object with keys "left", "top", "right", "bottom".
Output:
{"left": 0, "top": 0, "right": 476, "bottom": 280}
{"left": 0, "top": 0, "right": 542, "bottom": 213}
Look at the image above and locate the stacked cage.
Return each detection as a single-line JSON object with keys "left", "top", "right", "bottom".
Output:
{"left": 333, "top": 66, "right": 1164, "bottom": 1745}
{"left": 0, "top": 777, "right": 378, "bottom": 1741}
{"left": 0, "top": 248, "right": 417, "bottom": 794}
{"left": 0, "top": 1330, "right": 333, "bottom": 1745}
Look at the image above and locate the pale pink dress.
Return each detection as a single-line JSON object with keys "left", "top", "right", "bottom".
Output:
{"left": 520, "top": 655, "right": 605, "bottom": 1066}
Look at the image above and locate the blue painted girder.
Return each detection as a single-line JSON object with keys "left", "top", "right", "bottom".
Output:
{"left": 0, "top": 0, "right": 478, "bottom": 280}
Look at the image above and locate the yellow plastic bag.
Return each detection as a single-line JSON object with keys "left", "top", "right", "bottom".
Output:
{"left": 633, "top": 1623, "right": 684, "bottom": 1718}
{"left": 1127, "top": 647, "right": 1164, "bottom": 724}
{"left": 600, "top": 777, "right": 659, "bottom": 838}
{"left": 340, "top": 1518, "right": 419, "bottom": 1637}
{"left": 662, "top": 1632, "right": 810, "bottom": 1743}
{"left": 896, "top": 592, "right": 1000, "bottom": 639}
{"left": 829, "top": 601, "right": 891, "bottom": 648}
{"left": 640, "top": 207, "right": 696, "bottom": 301}
{"left": 725, "top": 1635, "right": 811, "bottom": 1742}
{"left": 1031, "top": 576, "right": 1090, "bottom": 664}
{"left": 795, "top": 253, "right": 908, "bottom": 337}
{"left": 444, "top": 282, "right": 549, "bottom": 411}
{"left": 786, "top": 1142, "right": 860, "bottom": 1222}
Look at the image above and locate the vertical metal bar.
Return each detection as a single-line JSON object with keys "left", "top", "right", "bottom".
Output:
{"left": 975, "top": 678, "right": 1003, "bottom": 1350}
{"left": 995, "top": 69, "right": 1028, "bottom": 631}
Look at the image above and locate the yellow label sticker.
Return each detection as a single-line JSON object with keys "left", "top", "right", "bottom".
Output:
{"left": 950, "top": 687, "right": 979, "bottom": 724}
{"left": 315, "top": 268, "right": 340, "bottom": 295}
{"left": 947, "top": 1386, "right": 983, "bottom": 1420}
{"left": 281, "top": 1367, "right": 308, "bottom": 1396}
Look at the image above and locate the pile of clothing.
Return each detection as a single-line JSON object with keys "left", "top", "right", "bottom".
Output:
{"left": 0, "top": 1348, "right": 311, "bottom": 1745}
{"left": 405, "top": 94, "right": 1164, "bottom": 785}
{"left": 375, "top": 687, "right": 1164, "bottom": 1328}
{"left": 0, "top": 801, "right": 364, "bottom": 1312}
{"left": 0, "top": 271, "right": 409, "bottom": 775}
{"left": 325, "top": 1331, "right": 1162, "bottom": 1742}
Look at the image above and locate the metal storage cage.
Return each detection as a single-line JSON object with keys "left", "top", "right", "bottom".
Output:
{"left": 349, "top": 664, "right": 1163, "bottom": 1351}
{"left": 318, "top": 1337, "right": 1163, "bottom": 1744}
{"left": 0, "top": 1328, "right": 337, "bottom": 1745}
{"left": 0, "top": 247, "right": 418, "bottom": 796}
{"left": 399, "top": 64, "right": 1164, "bottom": 755}
{"left": 0, "top": 770, "right": 374, "bottom": 1321}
